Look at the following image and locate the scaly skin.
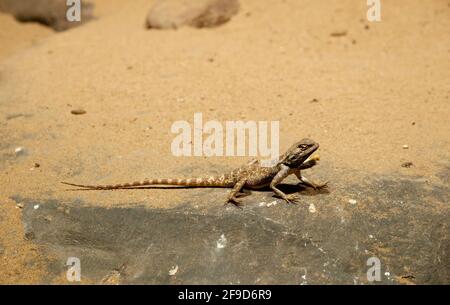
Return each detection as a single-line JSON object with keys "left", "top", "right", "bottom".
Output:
{"left": 62, "top": 138, "right": 327, "bottom": 207}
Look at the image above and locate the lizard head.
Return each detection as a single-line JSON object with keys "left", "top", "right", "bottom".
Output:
{"left": 278, "top": 138, "right": 319, "bottom": 168}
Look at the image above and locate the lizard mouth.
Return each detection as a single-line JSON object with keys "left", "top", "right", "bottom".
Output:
{"left": 305, "top": 153, "right": 320, "bottom": 163}
{"left": 303, "top": 144, "right": 319, "bottom": 161}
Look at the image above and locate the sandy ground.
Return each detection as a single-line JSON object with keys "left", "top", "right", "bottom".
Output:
{"left": 0, "top": 0, "right": 449, "bottom": 284}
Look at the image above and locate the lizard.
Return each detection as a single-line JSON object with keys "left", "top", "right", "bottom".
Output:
{"left": 62, "top": 138, "right": 327, "bottom": 207}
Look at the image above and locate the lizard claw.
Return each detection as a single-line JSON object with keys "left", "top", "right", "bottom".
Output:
{"left": 283, "top": 194, "right": 300, "bottom": 205}
{"left": 313, "top": 181, "right": 328, "bottom": 190}
{"left": 225, "top": 197, "right": 244, "bottom": 209}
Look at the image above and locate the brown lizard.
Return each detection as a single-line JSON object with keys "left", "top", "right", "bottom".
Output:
{"left": 62, "top": 138, "right": 327, "bottom": 207}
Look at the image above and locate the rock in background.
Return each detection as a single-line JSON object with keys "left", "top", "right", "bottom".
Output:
{"left": 146, "top": 0, "right": 240, "bottom": 29}
{"left": 0, "top": 0, "right": 94, "bottom": 31}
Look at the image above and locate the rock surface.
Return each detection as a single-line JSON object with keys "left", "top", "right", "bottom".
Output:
{"left": 146, "top": 0, "right": 240, "bottom": 29}
{"left": 16, "top": 170, "right": 450, "bottom": 284}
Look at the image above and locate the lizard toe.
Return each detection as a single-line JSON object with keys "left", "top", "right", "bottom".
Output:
{"left": 225, "top": 197, "right": 244, "bottom": 209}
{"left": 284, "top": 194, "right": 300, "bottom": 205}
{"left": 315, "top": 181, "right": 328, "bottom": 190}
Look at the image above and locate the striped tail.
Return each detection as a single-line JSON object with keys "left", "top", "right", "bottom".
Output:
{"left": 61, "top": 176, "right": 232, "bottom": 190}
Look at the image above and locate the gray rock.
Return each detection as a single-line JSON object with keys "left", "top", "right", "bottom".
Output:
{"left": 146, "top": 0, "right": 240, "bottom": 29}
{"left": 17, "top": 168, "right": 450, "bottom": 284}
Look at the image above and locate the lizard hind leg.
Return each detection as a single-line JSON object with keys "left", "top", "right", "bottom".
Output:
{"left": 235, "top": 189, "right": 252, "bottom": 198}
{"left": 225, "top": 179, "right": 247, "bottom": 209}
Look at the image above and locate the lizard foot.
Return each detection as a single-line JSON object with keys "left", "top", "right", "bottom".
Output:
{"left": 282, "top": 194, "right": 301, "bottom": 205}
{"left": 312, "top": 181, "right": 328, "bottom": 190}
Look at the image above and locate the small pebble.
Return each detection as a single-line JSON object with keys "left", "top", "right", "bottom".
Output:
{"left": 168, "top": 265, "right": 178, "bottom": 276}
{"left": 14, "top": 147, "right": 25, "bottom": 155}
{"left": 348, "top": 199, "right": 357, "bottom": 205}
{"left": 403, "top": 145, "right": 409, "bottom": 149}
{"left": 216, "top": 234, "right": 227, "bottom": 249}
{"left": 16, "top": 203, "right": 24, "bottom": 209}
{"left": 33, "top": 204, "right": 39, "bottom": 210}
{"left": 30, "top": 162, "right": 41, "bottom": 170}
{"left": 24, "top": 231, "right": 35, "bottom": 241}
{"left": 401, "top": 162, "right": 414, "bottom": 168}
{"left": 308, "top": 203, "right": 317, "bottom": 213}
{"left": 71, "top": 109, "right": 86, "bottom": 115}
{"left": 330, "top": 31, "right": 347, "bottom": 37}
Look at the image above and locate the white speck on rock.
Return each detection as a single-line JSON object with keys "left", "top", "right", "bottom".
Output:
{"left": 33, "top": 204, "right": 39, "bottom": 210}
{"left": 216, "top": 234, "right": 227, "bottom": 249}
{"left": 300, "top": 268, "right": 308, "bottom": 285}
{"left": 266, "top": 200, "right": 278, "bottom": 207}
{"left": 385, "top": 271, "right": 390, "bottom": 277}
{"left": 348, "top": 199, "right": 357, "bottom": 205}
{"left": 169, "top": 265, "right": 178, "bottom": 276}
{"left": 258, "top": 202, "right": 266, "bottom": 207}
{"left": 308, "top": 203, "right": 317, "bottom": 213}
{"left": 369, "top": 234, "right": 374, "bottom": 239}
{"left": 14, "top": 147, "right": 25, "bottom": 155}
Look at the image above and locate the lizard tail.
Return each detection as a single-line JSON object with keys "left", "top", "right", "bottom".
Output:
{"left": 61, "top": 176, "right": 231, "bottom": 190}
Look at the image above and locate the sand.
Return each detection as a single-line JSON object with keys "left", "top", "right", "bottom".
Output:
{"left": 0, "top": 0, "right": 449, "bottom": 283}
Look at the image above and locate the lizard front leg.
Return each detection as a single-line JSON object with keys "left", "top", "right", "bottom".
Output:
{"left": 226, "top": 179, "right": 247, "bottom": 208}
{"left": 294, "top": 170, "right": 328, "bottom": 190}
{"left": 270, "top": 164, "right": 299, "bottom": 204}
